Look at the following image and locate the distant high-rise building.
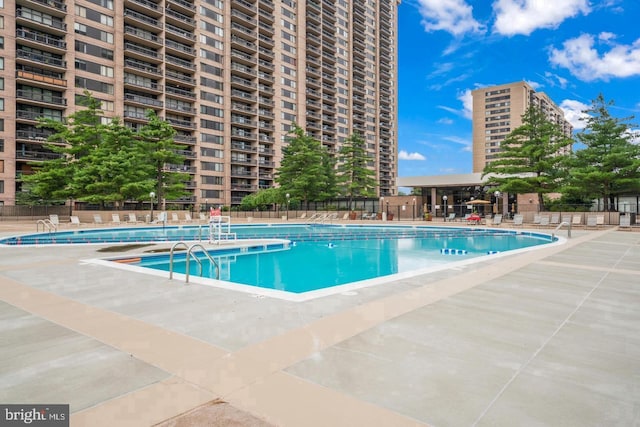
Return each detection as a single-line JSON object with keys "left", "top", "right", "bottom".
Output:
{"left": 0, "top": 0, "right": 399, "bottom": 207}
{"left": 471, "top": 81, "right": 573, "bottom": 173}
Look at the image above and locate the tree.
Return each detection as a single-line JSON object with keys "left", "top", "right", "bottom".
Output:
{"left": 482, "top": 106, "right": 573, "bottom": 209}
{"left": 336, "top": 132, "right": 377, "bottom": 208}
{"left": 137, "top": 110, "right": 190, "bottom": 204}
{"left": 565, "top": 94, "right": 640, "bottom": 211}
{"left": 22, "top": 92, "right": 105, "bottom": 202}
{"left": 275, "top": 124, "right": 337, "bottom": 204}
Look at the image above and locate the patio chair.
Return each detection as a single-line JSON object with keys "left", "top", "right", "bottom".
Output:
{"left": 69, "top": 216, "right": 83, "bottom": 227}
{"left": 171, "top": 212, "right": 180, "bottom": 223}
{"left": 49, "top": 214, "right": 60, "bottom": 227}
{"left": 199, "top": 212, "right": 207, "bottom": 223}
{"left": 110, "top": 214, "right": 122, "bottom": 225}
{"left": 492, "top": 214, "right": 503, "bottom": 226}
{"left": 538, "top": 215, "right": 550, "bottom": 227}
{"left": 183, "top": 213, "right": 194, "bottom": 223}
{"left": 532, "top": 214, "right": 541, "bottom": 226}
{"left": 550, "top": 213, "right": 560, "bottom": 225}
{"left": 445, "top": 213, "right": 456, "bottom": 222}
{"left": 586, "top": 215, "right": 598, "bottom": 229}
{"left": 596, "top": 214, "right": 605, "bottom": 228}
{"left": 512, "top": 214, "right": 524, "bottom": 226}
{"left": 361, "top": 212, "right": 375, "bottom": 220}
{"left": 93, "top": 214, "right": 104, "bottom": 226}
{"left": 572, "top": 215, "right": 583, "bottom": 227}
{"left": 561, "top": 214, "right": 572, "bottom": 225}
{"left": 619, "top": 215, "right": 632, "bottom": 230}
{"left": 127, "top": 213, "right": 141, "bottom": 224}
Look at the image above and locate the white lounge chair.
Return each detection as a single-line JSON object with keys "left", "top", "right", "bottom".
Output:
{"left": 128, "top": 213, "right": 141, "bottom": 224}
{"left": 183, "top": 213, "right": 194, "bottom": 223}
{"left": 171, "top": 212, "right": 180, "bottom": 223}
{"left": 111, "top": 214, "right": 122, "bottom": 225}
{"left": 513, "top": 214, "right": 524, "bottom": 226}
{"left": 93, "top": 214, "right": 104, "bottom": 225}
{"left": 619, "top": 215, "right": 631, "bottom": 230}
{"left": 70, "top": 215, "right": 83, "bottom": 227}
{"left": 538, "top": 215, "right": 550, "bottom": 227}
{"left": 572, "top": 215, "right": 583, "bottom": 227}
{"left": 49, "top": 214, "right": 60, "bottom": 227}
{"left": 492, "top": 214, "right": 503, "bottom": 226}
{"left": 445, "top": 213, "right": 456, "bottom": 222}
{"left": 596, "top": 214, "right": 605, "bottom": 228}
{"left": 550, "top": 213, "right": 560, "bottom": 225}
{"left": 586, "top": 215, "right": 598, "bottom": 229}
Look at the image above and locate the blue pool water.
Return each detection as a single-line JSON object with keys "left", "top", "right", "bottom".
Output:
{"left": 113, "top": 225, "right": 554, "bottom": 294}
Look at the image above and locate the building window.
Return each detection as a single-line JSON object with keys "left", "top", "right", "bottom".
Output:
{"left": 0, "top": 160, "right": 3, "bottom": 173}
{"left": 0, "top": 36, "right": 3, "bottom": 49}
{"left": 0, "top": 181, "right": 4, "bottom": 194}
{"left": 0, "top": 139, "right": 4, "bottom": 152}
{"left": 0, "top": 98, "right": 3, "bottom": 110}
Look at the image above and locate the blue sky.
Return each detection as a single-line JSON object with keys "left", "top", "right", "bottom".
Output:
{"left": 397, "top": 0, "right": 640, "bottom": 178}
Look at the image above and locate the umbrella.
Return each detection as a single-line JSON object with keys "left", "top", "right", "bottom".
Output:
{"left": 467, "top": 199, "right": 491, "bottom": 205}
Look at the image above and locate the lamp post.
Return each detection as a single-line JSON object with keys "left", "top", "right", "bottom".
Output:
{"left": 149, "top": 191, "right": 155, "bottom": 222}
{"left": 286, "top": 193, "right": 290, "bottom": 220}
{"left": 443, "top": 195, "right": 448, "bottom": 220}
{"left": 205, "top": 199, "right": 208, "bottom": 213}
{"left": 494, "top": 191, "right": 501, "bottom": 215}
{"left": 380, "top": 197, "right": 385, "bottom": 221}
{"left": 412, "top": 197, "right": 416, "bottom": 221}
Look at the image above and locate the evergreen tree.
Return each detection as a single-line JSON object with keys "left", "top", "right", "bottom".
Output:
{"left": 276, "top": 124, "right": 336, "bottom": 204}
{"left": 337, "top": 132, "right": 377, "bottom": 208}
{"left": 566, "top": 94, "right": 640, "bottom": 211}
{"left": 482, "top": 106, "right": 573, "bottom": 209}
{"left": 137, "top": 110, "right": 190, "bottom": 204}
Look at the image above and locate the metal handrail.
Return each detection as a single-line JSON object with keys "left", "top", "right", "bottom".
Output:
{"left": 169, "top": 242, "right": 189, "bottom": 280}
{"left": 552, "top": 221, "right": 571, "bottom": 239}
{"left": 186, "top": 244, "right": 220, "bottom": 283}
{"left": 36, "top": 219, "right": 57, "bottom": 233}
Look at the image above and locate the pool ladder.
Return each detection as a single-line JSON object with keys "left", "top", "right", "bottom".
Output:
{"left": 36, "top": 219, "right": 57, "bottom": 233}
{"left": 169, "top": 242, "right": 220, "bottom": 284}
{"left": 552, "top": 221, "right": 572, "bottom": 239}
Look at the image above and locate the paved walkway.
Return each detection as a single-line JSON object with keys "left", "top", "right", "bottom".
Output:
{"left": 1, "top": 222, "right": 639, "bottom": 426}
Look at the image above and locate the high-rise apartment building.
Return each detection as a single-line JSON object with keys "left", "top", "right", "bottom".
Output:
{"left": 471, "top": 81, "right": 573, "bottom": 173}
{"left": 0, "top": 0, "right": 399, "bottom": 207}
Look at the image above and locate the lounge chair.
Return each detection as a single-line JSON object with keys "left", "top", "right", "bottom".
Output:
{"left": 298, "top": 213, "right": 306, "bottom": 220}
{"left": 93, "top": 214, "right": 104, "bottom": 225}
{"left": 572, "top": 215, "right": 583, "bottom": 227}
{"left": 532, "top": 214, "right": 541, "bottom": 226}
{"left": 561, "top": 214, "right": 572, "bottom": 225}
{"left": 361, "top": 212, "right": 375, "bottom": 220}
{"left": 171, "top": 212, "right": 180, "bottom": 223}
{"left": 586, "top": 215, "right": 598, "bottom": 229}
{"left": 550, "top": 213, "right": 560, "bottom": 225}
{"left": 127, "top": 213, "right": 141, "bottom": 224}
{"left": 538, "top": 215, "right": 550, "bottom": 227}
{"left": 199, "top": 212, "right": 207, "bottom": 223}
{"left": 49, "top": 214, "right": 60, "bottom": 227}
{"left": 69, "top": 215, "right": 83, "bottom": 227}
{"left": 619, "top": 215, "right": 632, "bottom": 230}
{"left": 110, "top": 214, "right": 122, "bottom": 225}
{"left": 445, "top": 213, "right": 456, "bottom": 222}
{"left": 342, "top": 213, "right": 349, "bottom": 220}
{"left": 183, "top": 213, "right": 194, "bottom": 223}
{"left": 596, "top": 214, "right": 605, "bottom": 228}
{"left": 492, "top": 214, "right": 503, "bottom": 226}
{"left": 512, "top": 214, "right": 524, "bottom": 226}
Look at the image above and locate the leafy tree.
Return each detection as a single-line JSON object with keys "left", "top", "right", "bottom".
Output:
{"left": 240, "top": 187, "right": 283, "bottom": 210}
{"left": 482, "top": 106, "right": 573, "bottom": 209}
{"left": 276, "top": 124, "right": 337, "bottom": 204}
{"left": 336, "top": 132, "right": 377, "bottom": 208}
{"left": 565, "top": 94, "right": 640, "bottom": 211}
{"left": 137, "top": 110, "right": 190, "bottom": 204}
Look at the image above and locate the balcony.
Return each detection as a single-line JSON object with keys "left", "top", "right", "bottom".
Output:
{"left": 16, "top": 68, "right": 67, "bottom": 89}
{"left": 230, "top": 9, "right": 257, "bottom": 27}
{"left": 16, "top": 90, "right": 66, "bottom": 107}
{"left": 124, "top": 59, "right": 162, "bottom": 77}
{"left": 124, "top": 25, "right": 163, "bottom": 47}
{"left": 16, "top": 128, "right": 56, "bottom": 142}
{"left": 16, "top": 149, "right": 63, "bottom": 162}
{"left": 165, "top": 55, "right": 196, "bottom": 71}
{"left": 167, "top": 0, "right": 196, "bottom": 15}
{"left": 124, "top": 93, "right": 163, "bottom": 108}
{"left": 16, "top": 28, "right": 66, "bottom": 52}
{"left": 16, "top": 10, "right": 66, "bottom": 35}
{"left": 166, "top": 102, "right": 196, "bottom": 115}
{"left": 123, "top": 76, "right": 163, "bottom": 93}
{"left": 124, "top": 0, "right": 162, "bottom": 18}
{"left": 166, "top": 85, "right": 196, "bottom": 99}
{"left": 165, "top": 23, "right": 196, "bottom": 41}
{"left": 231, "top": 90, "right": 257, "bottom": 102}
{"left": 20, "top": 0, "right": 67, "bottom": 16}
{"left": 165, "top": 39, "right": 196, "bottom": 58}
{"left": 174, "top": 134, "right": 197, "bottom": 144}
{"left": 231, "top": 143, "right": 257, "bottom": 152}
{"left": 231, "top": 129, "right": 256, "bottom": 140}
{"left": 165, "top": 8, "right": 196, "bottom": 29}
{"left": 123, "top": 110, "right": 151, "bottom": 121}
{"left": 16, "top": 49, "right": 66, "bottom": 70}
{"left": 231, "top": 0, "right": 257, "bottom": 16}
{"left": 124, "top": 8, "right": 159, "bottom": 31}
{"left": 165, "top": 70, "right": 196, "bottom": 86}
{"left": 124, "top": 42, "right": 163, "bottom": 62}
{"left": 231, "top": 35, "right": 257, "bottom": 53}
{"left": 166, "top": 118, "right": 196, "bottom": 129}
{"left": 16, "top": 109, "right": 63, "bottom": 123}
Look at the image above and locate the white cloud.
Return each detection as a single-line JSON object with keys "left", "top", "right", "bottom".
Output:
{"left": 525, "top": 80, "right": 543, "bottom": 90}
{"left": 541, "top": 71, "right": 569, "bottom": 89}
{"left": 438, "top": 117, "right": 454, "bottom": 125}
{"left": 625, "top": 129, "right": 640, "bottom": 145}
{"left": 493, "top": 0, "right": 590, "bottom": 36}
{"left": 399, "top": 150, "right": 427, "bottom": 161}
{"left": 417, "top": 0, "right": 484, "bottom": 37}
{"left": 443, "top": 135, "right": 472, "bottom": 151}
{"left": 458, "top": 89, "right": 473, "bottom": 119}
{"left": 549, "top": 34, "right": 640, "bottom": 81}
{"left": 559, "top": 99, "right": 590, "bottom": 130}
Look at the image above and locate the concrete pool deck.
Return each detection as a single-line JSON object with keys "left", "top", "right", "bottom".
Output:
{"left": 1, "top": 221, "right": 639, "bottom": 426}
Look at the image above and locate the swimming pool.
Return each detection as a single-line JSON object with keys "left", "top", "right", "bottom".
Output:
{"left": 69, "top": 224, "right": 560, "bottom": 301}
